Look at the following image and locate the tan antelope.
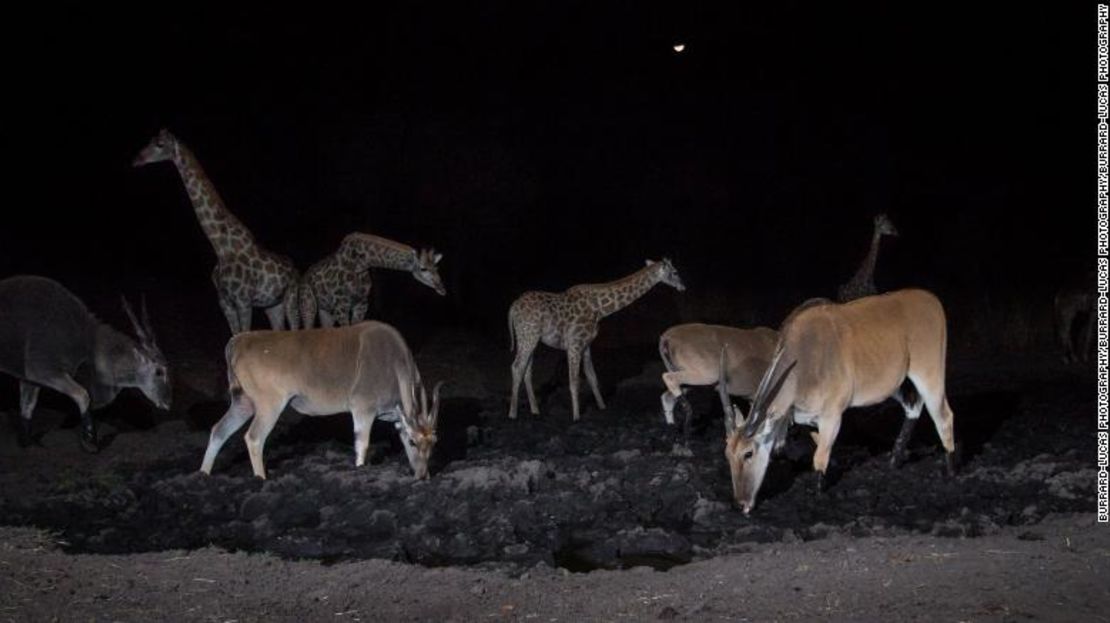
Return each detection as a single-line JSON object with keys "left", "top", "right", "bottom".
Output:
{"left": 508, "top": 259, "right": 685, "bottom": 421}
{"left": 199, "top": 321, "right": 442, "bottom": 480}
{"left": 658, "top": 323, "right": 778, "bottom": 427}
{"left": 718, "top": 289, "right": 956, "bottom": 514}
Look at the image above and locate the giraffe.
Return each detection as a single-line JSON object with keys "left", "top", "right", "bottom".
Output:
{"left": 133, "top": 129, "right": 301, "bottom": 333}
{"left": 508, "top": 258, "right": 686, "bottom": 421}
{"left": 837, "top": 213, "right": 899, "bottom": 302}
{"left": 299, "top": 232, "right": 446, "bottom": 328}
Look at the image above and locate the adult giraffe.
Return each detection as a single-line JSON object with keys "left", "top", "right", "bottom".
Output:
{"left": 133, "top": 129, "right": 300, "bottom": 333}
{"left": 508, "top": 259, "right": 685, "bottom": 421}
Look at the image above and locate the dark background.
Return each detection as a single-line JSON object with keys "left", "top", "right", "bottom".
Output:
{"left": 0, "top": 3, "right": 1091, "bottom": 355}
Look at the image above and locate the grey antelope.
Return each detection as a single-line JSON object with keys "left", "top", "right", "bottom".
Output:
{"left": 0, "top": 275, "right": 171, "bottom": 451}
{"left": 508, "top": 259, "right": 685, "bottom": 421}
{"left": 199, "top": 321, "right": 442, "bottom": 480}
{"left": 658, "top": 323, "right": 778, "bottom": 427}
{"left": 718, "top": 289, "right": 956, "bottom": 514}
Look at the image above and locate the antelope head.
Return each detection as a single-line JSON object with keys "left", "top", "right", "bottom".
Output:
{"left": 413, "top": 249, "right": 446, "bottom": 296}
{"left": 396, "top": 372, "right": 442, "bottom": 479}
{"left": 647, "top": 257, "right": 686, "bottom": 292}
{"left": 719, "top": 346, "right": 772, "bottom": 514}
{"left": 132, "top": 128, "right": 177, "bottom": 167}
{"left": 120, "top": 296, "right": 172, "bottom": 410}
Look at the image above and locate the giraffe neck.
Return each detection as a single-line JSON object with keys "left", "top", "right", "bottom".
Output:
{"left": 854, "top": 227, "right": 884, "bottom": 284}
{"left": 587, "top": 264, "right": 662, "bottom": 318}
{"left": 169, "top": 141, "right": 255, "bottom": 260}
{"left": 342, "top": 233, "right": 416, "bottom": 272}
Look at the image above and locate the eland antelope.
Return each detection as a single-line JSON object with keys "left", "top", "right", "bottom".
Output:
{"left": 718, "top": 289, "right": 956, "bottom": 513}
{"left": 0, "top": 275, "right": 171, "bottom": 451}
{"left": 658, "top": 323, "right": 778, "bottom": 427}
{"left": 199, "top": 321, "right": 442, "bottom": 480}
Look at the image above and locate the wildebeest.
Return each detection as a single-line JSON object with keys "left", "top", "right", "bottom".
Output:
{"left": 0, "top": 275, "right": 171, "bottom": 451}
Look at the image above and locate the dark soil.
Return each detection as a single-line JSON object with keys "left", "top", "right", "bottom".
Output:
{"left": 0, "top": 333, "right": 1096, "bottom": 578}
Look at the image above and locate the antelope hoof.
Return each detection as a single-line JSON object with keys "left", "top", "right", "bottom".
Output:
{"left": 945, "top": 450, "right": 959, "bottom": 477}
{"left": 79, "top": 432, "right": 100, "bottom": 454}
{"left": 889, "top": 450, "right": 905, "bottom": 469}
{"left": 17, "top": 420, "right": 33, "bottom": 448}
{"left": 815, "top": 471, "right": 826, "bottom": 495}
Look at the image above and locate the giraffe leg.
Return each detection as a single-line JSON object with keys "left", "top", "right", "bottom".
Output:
{"left": 567, "top": 345, "right": 584, "bottom": 422}
{"left": 218, "top": 295, "right": 241, "bottom": 334}
{"left": 351, "top": 301, "right": 369, "bottom": 324}
{"left": 524, "top": 357, "right": 539, "bottom": 415}
{"left": 299, "top": 285, "right": 318, "bottom": 330}
{"left": 319, "top": 309, "right": 337, "bottom": 329}
{"left": 336, "top": 304, "right": 352, "bottom": 327}
{"left": 18, "top": 381, "right": 40, "bottom": 447}
{"left": 237, "top": 304, "right": 253, "bottom": 333}
{"left": 582, "top": 346, "right": 606, "bottom": 410}
{"left": 264, "top": 304, "right": 287, "bottom": 331}
{"left": 509, "top": 331, "right": 540, "bottom": 419}
{"left": 283, "top": 284, "right": 301, "bottom": 330}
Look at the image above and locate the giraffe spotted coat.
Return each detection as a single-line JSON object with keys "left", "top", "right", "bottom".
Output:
{"left": 508, "top": 258, "right": 685, "bottom": 421}
{"left": 299, "top": 233, "right": 445, "bottom": 328}
{"left": 133, "top": 129, "right": 300, "bottom": 333}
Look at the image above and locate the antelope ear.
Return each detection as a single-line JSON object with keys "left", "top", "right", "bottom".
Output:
{"left": 645, "top": 259, "right": 656, "bottom": 267}
{"left": 432, "top": 252, "right": 442, "bottom": 265}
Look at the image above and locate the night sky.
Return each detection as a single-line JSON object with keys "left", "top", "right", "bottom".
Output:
{"left": 0, "top": 4, "right": 1091, "bottom": 337}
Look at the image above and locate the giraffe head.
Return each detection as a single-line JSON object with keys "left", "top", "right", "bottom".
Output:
{"left": 647, "top": 258, "right": 686, "bottom": 292}
{"left": 413, "top": 249, "right": 446, "bottom": 296}
{"left": 874, "top": 213, "right": 899, "bottom": 237}
{"left": 132, "top": 129, "right": 178, "bottom": 167}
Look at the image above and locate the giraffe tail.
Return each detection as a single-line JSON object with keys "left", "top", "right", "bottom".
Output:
{"left": 508, "top": 306, "right": 516, "bottom": 353}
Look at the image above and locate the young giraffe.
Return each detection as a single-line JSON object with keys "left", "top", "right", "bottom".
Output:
{"left": 837, "top": 213, "right": 899, "bottom": 302}
{"left": 299, "top": 232, "right": 446, "bottom": 328}
{"left": 508, "top": 259, "right": 685, "bottom": 421}
{"left": 133, "top": 129, "right": 300, "bottom": 333}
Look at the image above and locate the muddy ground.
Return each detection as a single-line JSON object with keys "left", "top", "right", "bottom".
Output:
{"left": 0, "top": 324, "right": 1106, "bottom": 620}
